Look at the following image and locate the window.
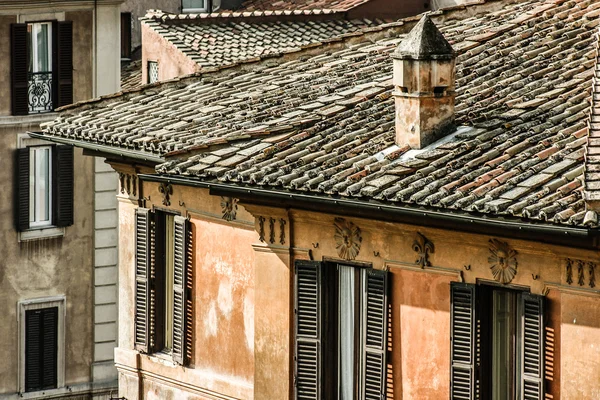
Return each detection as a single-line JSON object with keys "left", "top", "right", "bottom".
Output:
{"left": 293, "top": 260, "right": 389, "bottom": 400}
{"left": 15, "top": 144, "right": 74, "bottom": 232}
{"left": 450, "top": 283, "right": 545, "bottom": 400}
{"left": 18, "top": 297, "right": 65, "bottom": 394}
{"left": 182, "top": 0, "right": 208, "bottom": 12}
{"left": 121, "top": 13, "right": 132, "bottom": 59}
{"left": 148, "top": 61, "right": 159, "bottom": 84}
{"left": 11, "top": 21, "right": 73, "bottom": 115}
{"left": 134, "top": 208, "right": 191, "bottom": 365}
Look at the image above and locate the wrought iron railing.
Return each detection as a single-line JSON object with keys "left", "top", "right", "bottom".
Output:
{"left": 28, "top": 72, "right": 53, "bottom": 113}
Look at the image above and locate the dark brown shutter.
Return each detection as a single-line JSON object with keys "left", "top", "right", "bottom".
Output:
{"left": 53, "top": 145, "right": 73, "bottom": 227}
{"left": 55, "top": 21, "right": 73, "bottom": 108}
{"left": 15, "top": 148, "right": 30, "bottom": 231}
{"left": 294, "top": 260, "right": 322, "bottom": 400}
{"left": 361, "top": 269, "right": 389, "bottom": 400}
{"left": 450, "top": 282, "right": 476, "bottom": 400}
{"left": 519, "top": 293, "right": 544, "bottom": 400}
{"left": 172, "top": 215, "right": 189, "bottom": 365}
{"left": 11, "top": 23, "right": 28, "bottom": 116}
{"left": 134, "top": 208, "right": 152, "bottom": 353}
{"left": 25, "top": 307, "right": 58, "bottom": 392}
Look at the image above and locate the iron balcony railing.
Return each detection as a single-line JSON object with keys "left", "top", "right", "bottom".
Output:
{"left": 28, "top": 71, "right": 53, "bottom": 113}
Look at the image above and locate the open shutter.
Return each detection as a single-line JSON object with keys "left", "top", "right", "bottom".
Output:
{"left": 361, "top": 268, "right": 389, "bottom": 400}
{"left": 134, "top": 208, "right": 152, "bottom": 353}
{"left": 55, "top": 21, "right": 73, "bottom": 108}
{"left": 11, "top": 23, "right": 28, "bottom": 116}
{"left": 53, "top": 145, "right": 74, "bottom": 227}
{"left": 15, "top": 148, "right": 30, "bottom": 231}
{"left": 294, "top": 260, "right": 322, "bottom": 400}
{"left": 172, "top": 215, "right": 189, "bottom": 365}
{"left": 450, "top": 282, "right": 476, "bottom": 400}
{"left": 519, "top": 293, "right": 544, "bottom": 400}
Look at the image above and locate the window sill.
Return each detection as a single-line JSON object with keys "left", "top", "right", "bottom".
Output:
{"left": 18, "top": 387, "right": 64, "bottom": 399}
{"left": 19, "top": 226, "right": 65, "bottom": 242}
{"left": 144, "top": 351, "right": 178, "bottom": 367}
{"left": 0, "top": 112, "right": 58, "bottom": 127}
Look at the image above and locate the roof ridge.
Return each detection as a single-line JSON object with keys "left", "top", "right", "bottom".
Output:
{"left": 141, "top": 8, "right": 341, "bottom": 24}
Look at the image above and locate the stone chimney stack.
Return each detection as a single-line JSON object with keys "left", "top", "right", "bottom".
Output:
{"left": 392, "top": 14, "right": 456, "bottom": 149}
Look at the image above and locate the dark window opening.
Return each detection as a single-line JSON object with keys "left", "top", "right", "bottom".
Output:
{"left": 434, "top": 86, "right": 446, "bottom": 95}
{"left": 121, "top": 13, "right": 132, "bottom": 59}
{"left": 25, "top": 307, "right": 58, "bottom": 392}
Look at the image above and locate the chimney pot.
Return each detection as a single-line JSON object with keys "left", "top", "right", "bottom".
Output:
{"left": 392, "top": 14, "right": 457, "bottom": 149}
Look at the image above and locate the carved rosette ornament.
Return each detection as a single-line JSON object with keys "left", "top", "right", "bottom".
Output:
{"left": 334, "top": 218, "right": 362, "bottom": 261}
{"left": 220, "top": 197, "right": 238, "bottom": 221}
{"left": 413, "top": 232, "right": 434, "bottom": 268}
{"left": 488, "top": 239, "right": 518, "bottom": 284}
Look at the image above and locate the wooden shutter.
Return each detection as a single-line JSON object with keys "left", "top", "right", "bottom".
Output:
{"left": 361, "top": 268, "right": 389, "bottom": 400}
{"left": 172, "top": 215, "right": 189, "bottom": 365}
{"left": 294, "top": 260, "right": 322, "bottom": 400}
{"left": 55, "top": 21, "right": 73, "bottom": 108}
{"left": 134, "top": 208, "right": 152, "bottom": 353}
{"left": 11, "top": 23, "right": 28, "bottom": 116}
{"left": 450, "top": 282, "right": 476, "bottom": 400}
{"left": 519, "top": 293, "right": 544, "bottom": 400}
{"left": 25, "top": 307, "right": 58, "bottom": 392}
{"left": 53, "top": 145, "right": 74, "bottom": 227}
{"left": 15, "top": 148, "right": 30, "bottom": 231}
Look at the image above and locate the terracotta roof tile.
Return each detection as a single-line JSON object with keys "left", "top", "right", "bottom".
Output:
{"left": 43, "top": 0, "right": 600, "bottom": 227}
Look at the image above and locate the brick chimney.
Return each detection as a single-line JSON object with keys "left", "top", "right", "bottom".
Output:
{"left": 392, "top": 14, "right": 456, "bottom": 149}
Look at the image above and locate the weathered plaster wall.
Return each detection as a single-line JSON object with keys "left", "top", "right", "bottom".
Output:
{"left": 121, "top": 0, "right": 181, "bottom": 54}
{"left": 68, "top": 10, "right": 94, "bottom": 103}
{"left": 141, "top": 23, "right": 200, "bottom": 84}
{"left": 0, "top": 123, "right": 94, "bottom": 394}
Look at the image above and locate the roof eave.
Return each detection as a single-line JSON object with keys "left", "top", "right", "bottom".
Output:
{"left": 138, "top": 173, "right": 600, "bottom": 250}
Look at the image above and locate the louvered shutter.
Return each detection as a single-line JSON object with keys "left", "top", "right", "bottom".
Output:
{"left": 172, "top": 215, "right": 189, "bottom": 365}
{"left": 53, "top": 145, "right": 73, "bottom": 227}
{"left": 361, "top": 268, "right": 389, "bottom": 400}
{"left": 11, "top": 23, "right": 28, "bottom": 116}
{"left": 55, "top": 21, "right": 73, "bottom": 108}
{"left": 519, "top": 293, "right": 544, "bottom": 400}
{"left": 25, "top": 307, "right": 58, "bottom": 392}
{"left": 294, "top": 260, "right": 322, "bottom": 400}
{"left": 450, "top": 283, "right": 476, "bottom": 400}
{"left": 15, "top": 148, "right": 30, "bottom": 231}
{"left": 134, "top": 208, "right": 152, "bottom": 353}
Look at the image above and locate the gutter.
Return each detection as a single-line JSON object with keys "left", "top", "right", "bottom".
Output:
{"left": 28, "top": 132, "right": 165, "bottom": 164}
{"left": 138, "top": 174, "right": 600, "bottom": 249}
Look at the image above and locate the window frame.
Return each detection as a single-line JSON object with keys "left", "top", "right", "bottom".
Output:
{"left": 147, "top": 60, "right": 159, "bottom": 84}
{"left": 28, "top": 21, "right": 53, "bottom": 74}
{"left": 28, "top": 145, "right": 53, "bottom": 229}
{"left": 182, "top": 0, "right": 209, "bottom": 12}
{"left": 18, "top": 296, "right": 66, "bottom": 396}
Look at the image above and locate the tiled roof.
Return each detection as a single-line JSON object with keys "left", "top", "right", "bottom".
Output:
{"left": 141, "top": 10, "right": 380, "bottom": 69}
{"left": 584, "top": 28, "right": 600, "bottom": 203}
{"left": 235, "top": 0, "right": 371, "bottom": 12}
{"left": 121, "top": 60, "right": 142, "bottom": 91}
{"left": 43, "top": 0, "right": 600, "bottom": 227}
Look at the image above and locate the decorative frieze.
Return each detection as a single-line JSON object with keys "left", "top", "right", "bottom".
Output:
{"left": 257, "top": 215, "right": 287, "bottom": 246}
{"left": 412, "top": 232, "right": 434, "bottom": 268}
{"left": 118, "top": 172, "right": 138, "bottom": 197}
{"left": 566, "top": 258, "right": 596, "bottom": 288}
{"left": 220, "top": 197, "right": 238, "bottom": 221}
{"left": 488, "top": 239, "right": 518, "bottom": 284}
{"left": 279, "top": 219, "right": 286, "bottom": 245}
{"left": 333, "top": 218, "right": 362, "bottom": 261}
{"left": 158, "top": 182, "right": 173, "bottom": 206}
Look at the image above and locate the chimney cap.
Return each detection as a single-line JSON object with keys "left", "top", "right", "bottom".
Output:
{"left": 393, "top": 14, "right": 456, "bottom": 60}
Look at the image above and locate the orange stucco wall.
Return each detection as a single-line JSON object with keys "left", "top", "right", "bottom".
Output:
{"left": 112, "top": 174, "right": 600, "bottom": 399}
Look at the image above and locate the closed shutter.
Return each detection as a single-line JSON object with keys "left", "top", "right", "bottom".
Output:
{"left": 11, "top": 23, "right": 28, "bottom": 116}
{"left": 294, "top": 260, "right": 322, "bottom": 400}
{"left": 134, "top": 208, "right": 152, "bottom": 353}
{"left": 450, "top": 282, "right": 476, "bottom": 400}
{"left": 55, "top": 21, "right": 73, "bottom": 108}
{"left": 519, "top": 293, "right": 544, "bottom": 400}
{"left": 15, "top": 148, "right": 30, "bottom": 231}
{"left": 172, "top": 215, "right": 189, "bottom": 365}
{"left": 53, "top": 145, "right": 74, "bottom": 227}
{"left": 25, "top": 307, "right": 58, "bottom": 392}
{"left": 361, "top": 268, "right": 389, "bottom": 400}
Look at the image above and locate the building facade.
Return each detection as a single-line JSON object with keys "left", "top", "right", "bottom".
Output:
{"left": 34, "top": 0, "right": 600, "bottom": 398}
{"left": 0, "top": 1, "right": 122, "bottom": 398}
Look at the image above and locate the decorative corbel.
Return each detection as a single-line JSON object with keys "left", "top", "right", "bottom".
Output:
{"left": 334, "top": 218, "right": 362, "bottom": 261}
{"left": 158, "top": 182, "right": 173, "bottom": 206}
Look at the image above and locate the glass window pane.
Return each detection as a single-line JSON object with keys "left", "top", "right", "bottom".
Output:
{"left": 339, "top": 265, "right": 355, "bottom": 400}
{"left": 29, "top": 146, "right": 52, "bottom": 226}
{"left": 182, "top": 0, "right": 206, "bottom": 10}
{"left": 36, "top": 24, "right": 50, "bottom": 72}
